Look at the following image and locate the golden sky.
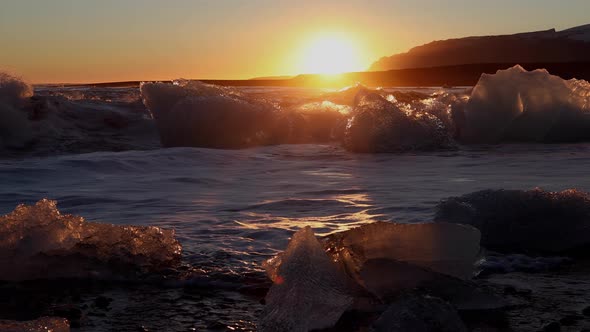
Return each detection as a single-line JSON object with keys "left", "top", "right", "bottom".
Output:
{"left": 1, "top": 0, "right": 589, "bottom": 83}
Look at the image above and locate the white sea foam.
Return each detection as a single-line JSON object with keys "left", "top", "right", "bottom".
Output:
{"left": 0, "top": 73, "right": 34, "bottom": 148}
{"left": 0, "top": 71, "right": 158, "bottom": 154}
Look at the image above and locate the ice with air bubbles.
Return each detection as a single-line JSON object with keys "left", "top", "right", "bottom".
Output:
{"left": 0, "top": 199, "right": 182, "bottom": 281}
{"left": 260, "top": 222, "right": 482, "bottom": 331}
{"left": 456, "top": 65, "right": 590, "bottom": 143}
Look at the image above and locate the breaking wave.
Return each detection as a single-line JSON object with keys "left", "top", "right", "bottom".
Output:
{"left": 140, "top": 80, "right": 457, "bottom": 152}
{"left": 0, "top": 73, "right": 158, "bottom": 156}
{"left": 4, "top": 64, "right": 590, "bottom": 156}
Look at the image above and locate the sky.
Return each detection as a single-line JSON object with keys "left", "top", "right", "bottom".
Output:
{"left": 1, "top": 0, "right": 589, "bottom": 83}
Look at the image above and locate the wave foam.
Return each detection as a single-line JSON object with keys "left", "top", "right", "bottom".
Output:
{"left": 0, "top": 72, "right": 159, "bottom": 155}
{"left": 0, "top": 199, "right": 181, "bottom": 280}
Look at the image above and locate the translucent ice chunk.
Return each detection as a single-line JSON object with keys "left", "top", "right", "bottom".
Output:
{"left": 0, "top": 317, "right": 69, "bottom": 332}
{"left": 458, "top": 65, "right": 590, "bottom": 143}
{"left": 343, "top": 93, "right": 453, "bottom": 152}
{"left": 323, "top": 221, "right": 481, "bottom": 280}
{"left": 0, "top": 199, "right": 182, "bottom": 280}
{"left": 260, "top": 226, "right": 355, "bottom": 332}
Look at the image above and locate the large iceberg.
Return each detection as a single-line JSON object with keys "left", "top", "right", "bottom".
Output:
{"left": 435, "top": 188, "right": 590, "bottom": 254}
{"left": 0, "top": 199, "right": 182, "bottom": 280}
{"left": 456, "top": 65, "right": 590, "bottom": 143}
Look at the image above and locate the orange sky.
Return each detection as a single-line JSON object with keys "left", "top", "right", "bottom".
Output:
{"left": 1, "top": 0, "right": 589, "bottom": 83}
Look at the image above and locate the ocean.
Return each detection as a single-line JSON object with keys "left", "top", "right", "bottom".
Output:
{"left": 1, "top": 67, "right": 590, "bottom": 331}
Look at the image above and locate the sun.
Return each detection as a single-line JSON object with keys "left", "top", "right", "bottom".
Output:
{"left": 298, "top": 33, "right": 364, "bottom": 75}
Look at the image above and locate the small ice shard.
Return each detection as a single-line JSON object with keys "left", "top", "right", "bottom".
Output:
{"left": 0, "top": 317, "right": 70, "bottom": 332}
{"left": 370, "top": 294, "right": 468, "bottom": 332}
{"left": 0, "top": 199, "right": 182, "bottom": 280}
{"left": 435, "top": 188, "right": 590, "bottom": 255}
{"left": 323, "top": 221, "right": 481, "bottom": 280}
{"left": 457, "top": 65, "right": 590, "bottom": 143}
{"left": 260, "top": 226, "right": 355, "bottom": 332}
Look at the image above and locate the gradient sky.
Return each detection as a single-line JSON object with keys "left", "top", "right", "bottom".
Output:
{"left": 1, "top": 0, "right": 589, "bottom": 83}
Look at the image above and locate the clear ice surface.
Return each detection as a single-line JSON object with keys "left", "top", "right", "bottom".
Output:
{"left": 0, "top": 199, "right": 181, "bottom": 280}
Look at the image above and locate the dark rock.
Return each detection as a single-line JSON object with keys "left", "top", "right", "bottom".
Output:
{"left": 51, "top": 305, "right": 82, "bottom": 328}
{"left": 583, "top": 306, "right": 590, "bottom": 316}
{"left": 559, "top": 314, "right": 582, "bottom": 326}
{"left": 543, "top": 321, "right": 561, "bottom": 332}
{"left": 51, "top": 305, "right": 82, "bottom": 320}
{"left": 370, "top": 294, "right": 468, "bottom": 332}
{"left": 435, "top": 188, "right": 590, "bottom": 255}
{"left": 93, "top": 296, "right": 113, "bottom": 310}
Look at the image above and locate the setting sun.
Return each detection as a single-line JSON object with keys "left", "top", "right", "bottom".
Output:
{"left": 298, "top": 33, "right": 365, "bottom": 74}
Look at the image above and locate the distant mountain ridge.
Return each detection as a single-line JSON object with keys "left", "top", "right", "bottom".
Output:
{"left": 370, "top": 24, "right": 590, "bottom": 71}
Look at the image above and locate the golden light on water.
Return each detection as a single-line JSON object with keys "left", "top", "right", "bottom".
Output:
{"left": 297, "top": 33, "right": 365, "bottom": 75}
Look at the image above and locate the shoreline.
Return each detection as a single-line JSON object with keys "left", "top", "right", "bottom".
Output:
{"left": 36, "top": 62, "right": 590, "bottom": 89}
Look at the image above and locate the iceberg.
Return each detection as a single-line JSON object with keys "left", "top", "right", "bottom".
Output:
{"left": 0, "top": 199, "right": 182, "bottom": 281}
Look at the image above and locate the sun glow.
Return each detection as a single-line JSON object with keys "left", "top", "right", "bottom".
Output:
{"left": 298, "top": 33, "right": 365, "bottom": 75}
